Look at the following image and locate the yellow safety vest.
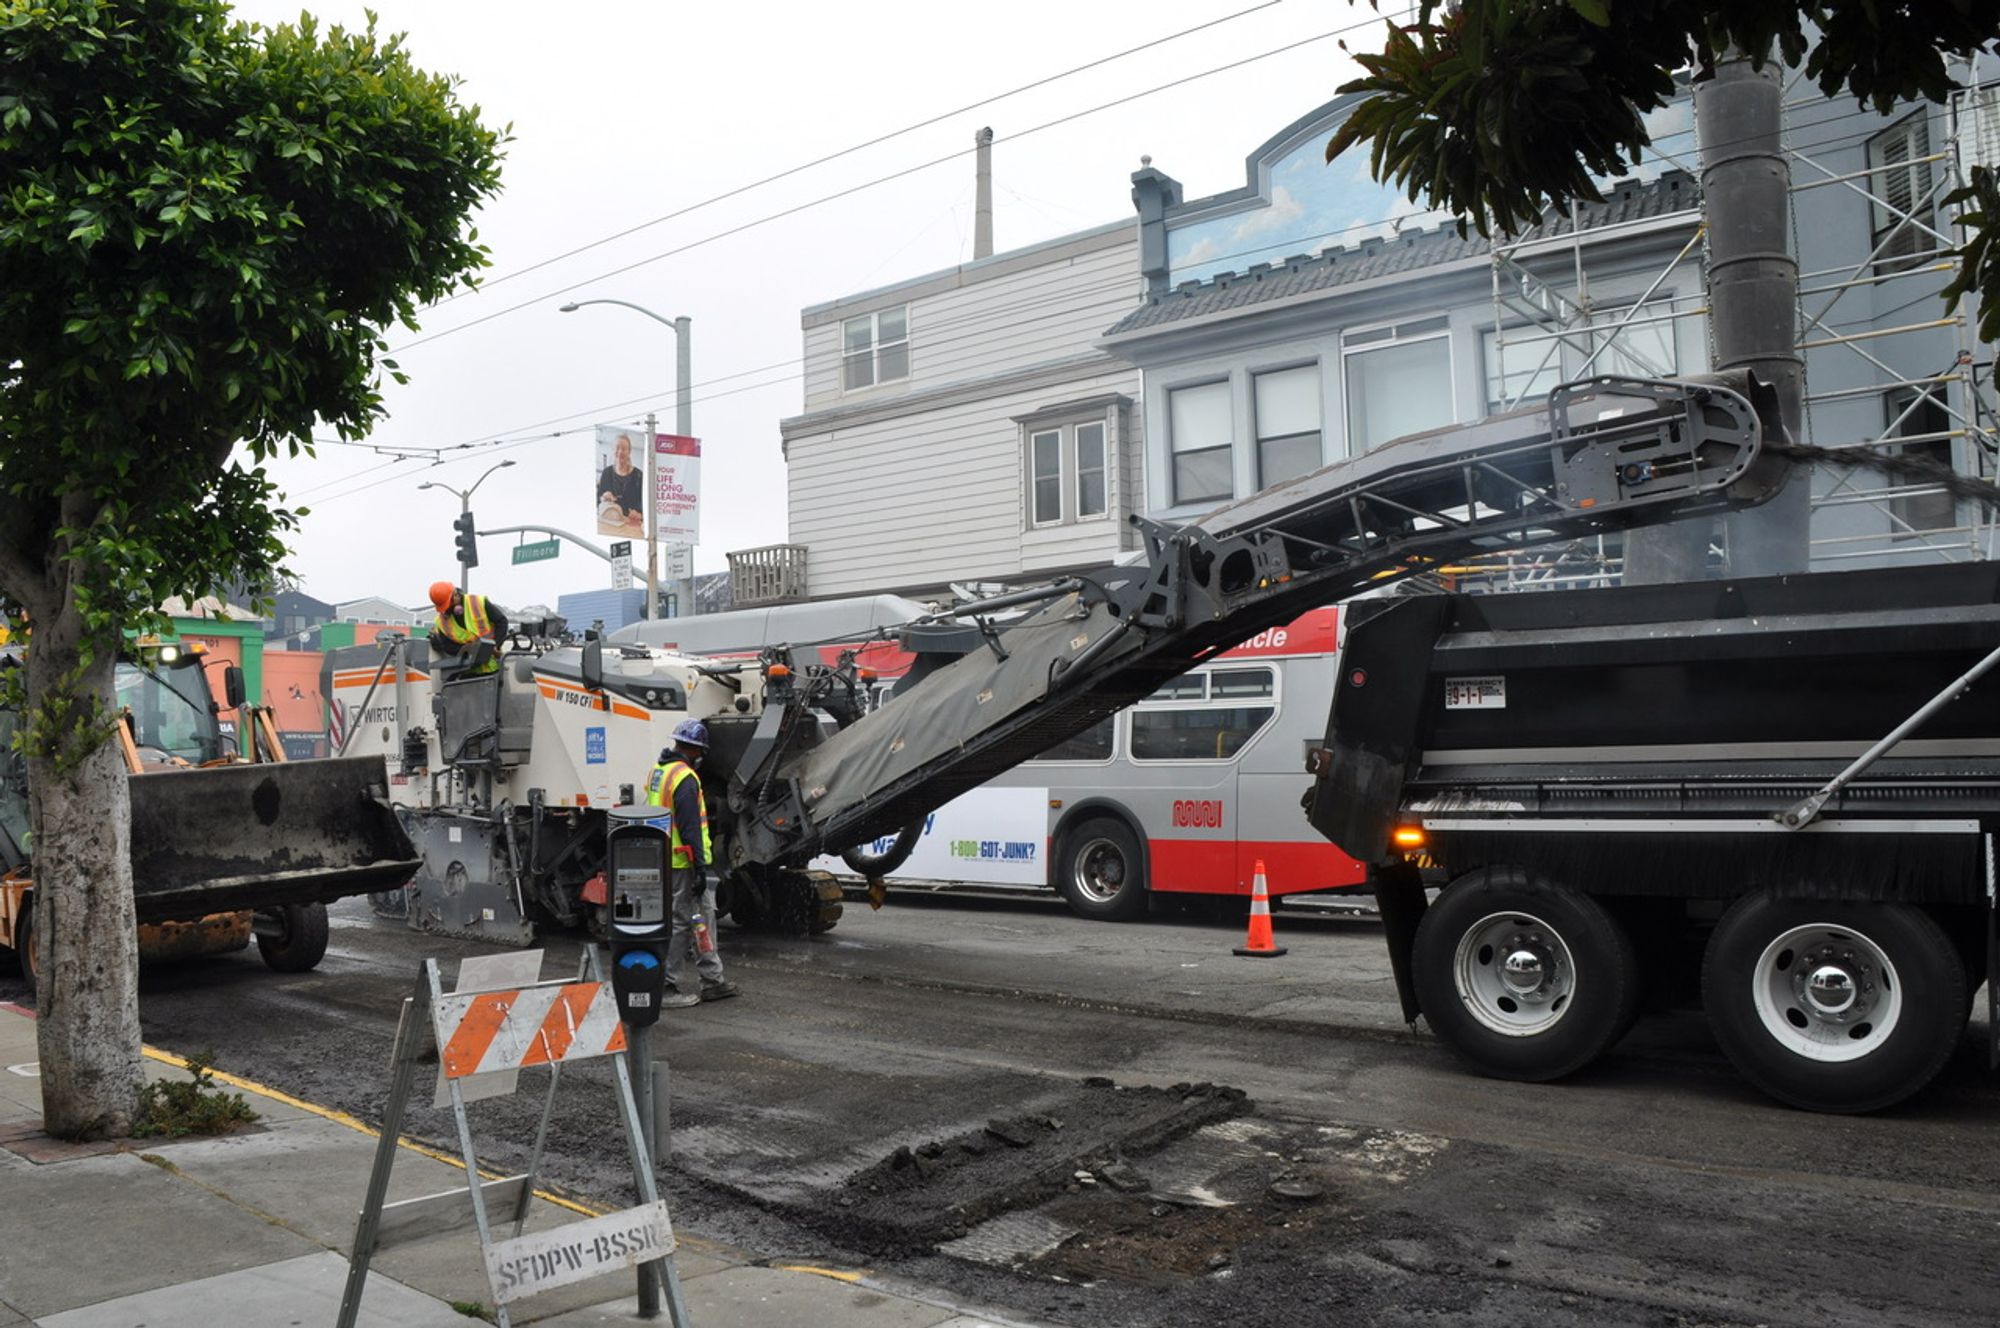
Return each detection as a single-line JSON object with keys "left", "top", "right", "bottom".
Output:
{"left": 433, "top": 594, "right": 497, "bottom": 675}
{"left": 644, "top": 759, "right": 712, "bottom": 868}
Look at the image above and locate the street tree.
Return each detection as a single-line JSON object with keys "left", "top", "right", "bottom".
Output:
{"left": 1327, "top": 1, "right": 2000, "bottom": 339}
{"left": 0, "top": 0, "right": 503, "bottom": 1137}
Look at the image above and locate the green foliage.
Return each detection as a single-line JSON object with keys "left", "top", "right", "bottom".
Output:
{"left": 130, "top": 1048, "right": 258, "bottom": 1138}
{"left": 1942, "top": 166, "right": 2000, "bottom": 343}
{"left": 1329, "top": 3, "right": 2000, "bottom": 234}
{"left": 0, "top": 0, "right": 507, "bottom": 638}
{"left": 1327, "top": 2, "right": 2000, "bottom": 369}
{"left": 20, "top": 661, "right": 113, "bottom": 774}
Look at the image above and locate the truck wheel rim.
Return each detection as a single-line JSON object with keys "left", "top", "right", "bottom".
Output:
{"left": 1071, "top": 837, "right": 1128, "bottom": 904}
{"left": 1749, "top": 923, "right": 1902, "bottom": 1063}
{"left": 1453, "top": 911, "right": 1575, "bottom": 1037}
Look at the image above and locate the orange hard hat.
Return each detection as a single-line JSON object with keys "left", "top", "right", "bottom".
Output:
{"left": 428, "top": 581, "right": 456, "bottom": 612}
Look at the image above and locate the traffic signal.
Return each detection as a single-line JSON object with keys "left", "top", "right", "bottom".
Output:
{"left": 453, "top": 511, "right": 478, "bottom": 568}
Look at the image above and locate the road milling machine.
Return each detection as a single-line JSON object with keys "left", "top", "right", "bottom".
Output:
{"left": 338, "top": 372, "right": 1791, "bottom": 950}
{"left": 0, "top": 638, "right": 418, "bottom": 986}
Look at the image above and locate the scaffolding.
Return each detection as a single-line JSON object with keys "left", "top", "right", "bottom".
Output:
{"left": 1463, "top": 61, "right": 2000, "bottom": 594}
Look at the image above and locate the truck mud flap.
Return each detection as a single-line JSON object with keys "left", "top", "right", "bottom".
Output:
{"left": 128, "top": 757, "right": 419, "bottom": 924}
{"left": 1373, "top": 862, "right": 1429, "bottom": 1026}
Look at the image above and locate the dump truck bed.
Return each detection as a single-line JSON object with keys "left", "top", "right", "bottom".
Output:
{"left": 1309, "top": 560, "right": 2000, "bottom": 899}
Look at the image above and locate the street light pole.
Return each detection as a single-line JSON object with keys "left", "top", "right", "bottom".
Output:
{"left": 418, "top": 459, "right": 516, "bottom": 594}
{"left": 561, "top": 299, "right": 690, "bottom": 620}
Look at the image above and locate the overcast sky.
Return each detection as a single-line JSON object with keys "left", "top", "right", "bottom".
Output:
{"left": 230, "top": 0, "right": 1384, "bottom": 613}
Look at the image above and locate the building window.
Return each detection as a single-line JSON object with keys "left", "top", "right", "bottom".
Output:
{"left": 1023, "top": 418, "right": 1113, "bottom": 528}
{"left": 842, "top": 306, "right": 909, "bottom": 390}
{"left": 1030, "top": 429, "right": 1063, "bottom": 526}
{"left": 1076, "top": 421, "right": 1107, "bottom": 519}
{"left": 1169, "top": 380, "right": 1232, "bottom": 504}
{"left": 1343, "top": 317, "right": 1453, "bottom": 452}
{"left": 1483, "top": 327, "right": 1564, "bottom": 414}
{"left": 1885, "top": 387, "right": 1955, "bottom": 536}
{"left": 1129, "top": 666, "right": 1276, "bottom": 761}
{"left": 1254, "top": 365, "right": 1321, "bottom": 487}
{"left": 1588, "top": 305, "right": 1678, "bottom": 381}
{"left": 1868, "top": 114, "right": 1939, "bottom": 269}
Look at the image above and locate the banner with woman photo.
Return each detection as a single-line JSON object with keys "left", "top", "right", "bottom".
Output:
{"left": 593, "top": 426, "right": 646, "bottom": 538}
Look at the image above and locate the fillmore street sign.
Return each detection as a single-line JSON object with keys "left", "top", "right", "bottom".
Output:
{"left": 512, "top": 538, "right": 561, "bottom": 565}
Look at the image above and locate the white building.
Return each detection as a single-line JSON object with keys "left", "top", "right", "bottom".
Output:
{"left": 779, "top": 222, "right": 1143, "bottom": 600}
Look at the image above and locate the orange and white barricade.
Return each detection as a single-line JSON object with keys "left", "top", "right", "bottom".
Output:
{"left": 336, "top": 951, "right": 690, "bottom": 1328}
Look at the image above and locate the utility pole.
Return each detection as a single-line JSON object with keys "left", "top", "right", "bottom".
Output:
{"left": 1706, "top": 49, "right": 1809, "bottom": 577}
{"left": 644, "top": 409, "right": 659, "bottom": 620}
{"left": 1625, "top": 47, "right": 1807, "bottom": 584}
{"left": 674, "top": 314, "right": 693, "bottom": 618}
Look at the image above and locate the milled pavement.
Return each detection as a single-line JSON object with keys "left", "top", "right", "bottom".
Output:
{"left": 0, "top": 1001, "right": 1049, "bottom": 1328}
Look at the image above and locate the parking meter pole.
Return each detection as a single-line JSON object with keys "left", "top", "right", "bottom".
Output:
{"left": 627, "top": 1026, "right": 661, "bottom": 1319}
{"left": 604, "top": 803, "right": 674, "bottom": 1320}
{"left": 652, "top": 1060, "right": 672, "bottom": 1168}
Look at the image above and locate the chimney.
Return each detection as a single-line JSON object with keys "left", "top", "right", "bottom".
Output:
{"left": 973, "top": 127, "right": 994, "bottom": 260}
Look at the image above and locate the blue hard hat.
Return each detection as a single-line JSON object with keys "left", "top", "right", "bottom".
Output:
{"left": 671, "top": 718, "right": 710, "bottom": 749}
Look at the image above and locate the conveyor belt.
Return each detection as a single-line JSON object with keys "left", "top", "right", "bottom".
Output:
{"left": 733, "top": 372, "right": 1789, "bottom": 865}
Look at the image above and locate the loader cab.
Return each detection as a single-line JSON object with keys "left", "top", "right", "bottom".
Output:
{"left": 115, "top": 645, "right": 232, "bottom": 767}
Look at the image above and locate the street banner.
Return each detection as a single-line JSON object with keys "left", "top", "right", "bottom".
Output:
{"left": 593, "top": 426, "right": 646, "bottom": 539}
{"left": 653, "top": 434, "right": 700, "bottom": 545}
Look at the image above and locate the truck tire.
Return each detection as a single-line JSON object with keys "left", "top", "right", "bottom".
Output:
{"left": 1057, "top": 817, "right": 1147, "bottom": 921}
{"left": 1411, "top": 867, "right": 1641, "bottom": 1082}
{"left": 1701, "top": 893, "right": 1967, "bottom": 1114}
{"left": 14, "top": 904, "right": 38, "bottom": 993}
{"left": 255, "top": 903, "right": 330, "bottom": 974}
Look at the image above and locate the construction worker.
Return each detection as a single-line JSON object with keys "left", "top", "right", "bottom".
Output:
{"left": 646, "top": 719, "right": 738, "bottom": 1006}
{"left": 427, "top": 581, "right": 509, "bottom": 676}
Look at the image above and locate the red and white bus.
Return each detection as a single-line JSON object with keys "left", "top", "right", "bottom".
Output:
{"left": 619, "top": 599, "right": 1367, "bottom": 920}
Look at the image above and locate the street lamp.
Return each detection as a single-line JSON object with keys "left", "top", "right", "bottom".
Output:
{"left": 560, "top": 298, "right": 692, "bottom": 620}
{"left": 419, "top": 459, "right": 516, "bottom": 594}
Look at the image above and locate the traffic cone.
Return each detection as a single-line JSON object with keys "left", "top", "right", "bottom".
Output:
{"left": 1233, "top": 860, "right": 1286, "bottom": 958}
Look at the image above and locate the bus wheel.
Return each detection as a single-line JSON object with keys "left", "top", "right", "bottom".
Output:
{"left": 1058, "top": 818, "right": 1147, "bottom": 921}
{"left": 1412, "top": 867, "right": 1640, "bottom": 1082}
{"left": 1702, "top": 893, "right": 1966, "bottom": 1114}
{"left": 254, "top": 903, "right": 330, "bottom": 973}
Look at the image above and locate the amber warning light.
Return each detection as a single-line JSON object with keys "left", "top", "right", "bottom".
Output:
{"left": 1391, "top": 824, "right": 1427, "bottom": 851}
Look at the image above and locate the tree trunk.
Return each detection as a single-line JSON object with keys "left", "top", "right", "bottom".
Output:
{"left": 25, "top": 604, "right": 143, "bottom": 1140}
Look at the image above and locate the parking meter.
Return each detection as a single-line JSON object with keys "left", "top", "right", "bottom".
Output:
{"left": 605, "top": 804, "right": 672, "bottom": 1026}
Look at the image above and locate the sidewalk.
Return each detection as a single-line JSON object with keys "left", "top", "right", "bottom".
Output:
{"left": 0, "top": 1002, "right": 1041, "bottom": 1328}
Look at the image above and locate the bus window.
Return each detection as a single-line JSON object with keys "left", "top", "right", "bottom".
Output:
{"left": 1029, "top": 715, "right": 1114, "bottom": 762}
{"left": 1210, "top": 668, "right": 1275, "bottom": 700}
{"left": 1149, "top": 675, "right": 1207, "bottom": 702}
{"left": 1130, "top": 704, "right": 1275, "bottom": 761}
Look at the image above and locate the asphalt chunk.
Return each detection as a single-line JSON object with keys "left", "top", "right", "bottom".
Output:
{"left": 819, "top": 1081, "right": 1252, "bottom": 1255}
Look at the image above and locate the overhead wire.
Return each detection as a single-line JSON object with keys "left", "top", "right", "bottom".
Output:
{"left": 433, "top": 0, "right": 1290, "bottom": 306}
{"left": 300, "top": 109, "right": 1969, "bottom": 506}
{"left": 385, "top": 20, "right": 1369, "bottom": 356}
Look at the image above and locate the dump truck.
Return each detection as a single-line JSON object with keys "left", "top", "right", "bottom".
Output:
{"left": 1304, "top": 559, "right": 2000, "bottom": 1114}
{"left": 334, "top": 372, "right": 1790, "bottom": 956}
{"left": 0, "top": 638, "right": 420, "bottom": 986}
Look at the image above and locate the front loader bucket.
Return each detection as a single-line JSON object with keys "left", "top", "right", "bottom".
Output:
{"left": 127, "top": 757, "right": 420, "bottom": 924}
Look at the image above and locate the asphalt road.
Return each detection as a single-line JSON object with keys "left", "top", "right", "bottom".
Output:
{"left": 7, "top": 890, "right": 1998, "bottom": 1328}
